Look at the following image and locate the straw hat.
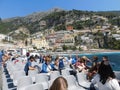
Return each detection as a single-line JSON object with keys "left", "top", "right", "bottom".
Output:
{"left": 82, "top": 56, "right": 89, "bottom": 60}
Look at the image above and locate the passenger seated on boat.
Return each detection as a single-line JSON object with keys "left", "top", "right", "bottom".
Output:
{"left": 1, "top": 52, "right": 8, "bottom": 67}
{"left": 87, "top": 55, "right": 100, "bottom": 81}
{"left": 91, "top": 60, "right": 120, "bottom": 90}
{"left": 67, "top": 55, "right": 76, "bottom": 64}
{"left": 34, "top": 54, "right": 40, "bottom": 63}
{"left": 63, "top": 57, "right": 69, "bottom": 68}
{"left": 63, "top": 55, "right": 78, "bottom": 69}
{"left": 59, "top": 57, "right": 65, "bottom": 70}
{"left": 2, "top": 54, "right": 9, "bottom": 65}
{"left": 92, "top": 56, "right": 99, "bottom": 67}
{"left": 87, "top": 63, "right": 100, "bottom": 81}
{"left": 74, "top": 57, "right": 88, "bottom": 72}
{"left": 53, "top": 57, "right": 59, "bottom": 71}
{"left": 49, "top": 77, "right": 68, "bottom": 90}
{"left": 24, "top": 56, "right": 36, "bottom": 75}
{"left": 41, "top": 56, "right": 54, "bottom": 73}
{"left": 39, "top": 54, "right": 44, "bottom": 63}
{"left": 82, "top": 56, "right": 92, "bottom": 65}
{"left": 74, "top": 57, "right": 81, "bottom": 69}
{"left": 71, "top": 55, "right": 78, "bottom": 65}
{"left": 102, "top": 56, "right": 110, "bottom": 63}
{"left": 69, "top": 56, "right": 78, "bottom": 69}
{"left": 62, "top": 56, "right": 71, "bottom": 69}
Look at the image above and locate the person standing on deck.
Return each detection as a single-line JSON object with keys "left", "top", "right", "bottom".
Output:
{"left": 24, "top": 56, "right": 36, "bottom": 75}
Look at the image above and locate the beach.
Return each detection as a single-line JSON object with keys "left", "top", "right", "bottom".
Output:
{"left": 40, "top": 49, "right": 120, "bottom": 56}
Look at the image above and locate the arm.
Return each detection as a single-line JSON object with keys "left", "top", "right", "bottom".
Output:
{"left": 29, "top": 66, "right": 35, "bottom": 70}
{"left": 41, "top": 63, "right": 48, "bottom": 73}
{"left": 50, "top": 64, "right": 56, "bottom": 71}
{"left": 28, "top": 62, "right": 35, "bottom": 70}
{"left": 110, "top": 79, "right": 120, "bottom": 90}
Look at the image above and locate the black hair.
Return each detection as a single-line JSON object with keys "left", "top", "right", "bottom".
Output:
{"left": 55, "top": 57, "right": 59, "bottom": 61}
{"left": 98, "top": 61, "right": 115, "bottom": 84}
{"left": 29, "top": 56, "right": 35, "bottom": 60}
{"left": 102, "top": 56, "right": 108, "bottom": 60}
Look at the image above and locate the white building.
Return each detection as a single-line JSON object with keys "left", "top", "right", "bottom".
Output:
{"left": 5, "top": 36, "right": 13, "bottom": 41}
{"left": 0, "top": 34, "right": 6, "bottom": 41}
{"left": 112, "top": 34, "right": 120, "bottom": 40}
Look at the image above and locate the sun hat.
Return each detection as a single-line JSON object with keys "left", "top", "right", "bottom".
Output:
{"left": 82, "top": 56, "right": 89, "bottom": 60}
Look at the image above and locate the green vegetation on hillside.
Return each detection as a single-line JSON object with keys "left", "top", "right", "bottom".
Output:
{"left": 1, "top": 9, "right": 120, "bottom": 50}
{"left": 1, "top": 10, "right": 120, "bottom": 34}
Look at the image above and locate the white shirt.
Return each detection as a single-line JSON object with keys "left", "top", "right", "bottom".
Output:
{"left": 63, "top": 59, "right": 69, "bottom": 68}
{"left": 31, "top": 61, "right": 38, "bottom": 67}
{"left": 91, "top": 74, "right": 120, "bottom": 90}
{"left": 46, "top": 65, "right": 52, "bottom": 72}
{"left": 68, "top": 58, "right": 72, "bottom": 64}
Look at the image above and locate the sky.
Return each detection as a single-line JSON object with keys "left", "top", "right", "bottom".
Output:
{"left": 0, "top": 0, "right": 120, "bottom": 19}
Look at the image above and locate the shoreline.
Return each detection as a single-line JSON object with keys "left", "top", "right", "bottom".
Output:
{"left": 41, "top": 49, "right": 120, "bottom": 56}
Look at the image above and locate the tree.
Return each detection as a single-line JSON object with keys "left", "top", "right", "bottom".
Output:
{"left": 30, "top": 39, "right": 32, "bottom": 45}
{"left": 54, "top": 24, "right": 66, "bottom": 31}
{"left": 93, "top": 31, "right": 103, "bottom": 48}
{"left": 110, "top": 18, "right": 120, "bottom": 26}
{"left": 74, "top": 36, "right": 78, "bottom": 45}
{"left": 73, "top": 21, "right": 84, "bottom": 30}
{"left": 85, "top": 20, "right": 95, "bottom": 29}
{"left": 79, "top": 47, "right": 82, "bottom": 51}
{"left": 25, "top": 39, "right": 28, "bottom": 46}
{"left": 108, "top": 37, "right": 120, "bottom": 50}
{"left": 62, "top": 45, "right": 68, "bottom": 51}
{"left": 33, "top": 46, "right": 37, "bottom": 50}
{"left": 71, "top": 46, "right": 77, "bottom": 51}
{"left": 103, "top": 32, "right": 109, "bottom": 49}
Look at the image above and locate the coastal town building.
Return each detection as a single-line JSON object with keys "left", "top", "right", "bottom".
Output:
{"left": 80, "top": 16, "right": 90, "bottom": 21}
{"left": 0, "top": 34, "right": 6, "bottom": 41}
{"left": 5, "top": 36, "right": 13, "bottom": 42}
{"left": 112, "top": 34, "right": 120, "bottom": 40}
{"left": 46, "top": 30, "right": 75, "bottom": 48}
{"left": 32, "top": 36, "right": 49, "bottom": 49}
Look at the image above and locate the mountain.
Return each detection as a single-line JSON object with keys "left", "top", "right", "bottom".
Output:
{"left": 0, "top": 8, "right": 64, "bottom": 35}
{"left": 0, "top": 8, "right": 120, "bottom": 39}
{"left": 95, "top": 11, "right": 120, "bottom": 17}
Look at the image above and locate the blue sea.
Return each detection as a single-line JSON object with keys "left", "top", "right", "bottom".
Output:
{"left": 77, "top": 52, "right": 120, "bottom": 71}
